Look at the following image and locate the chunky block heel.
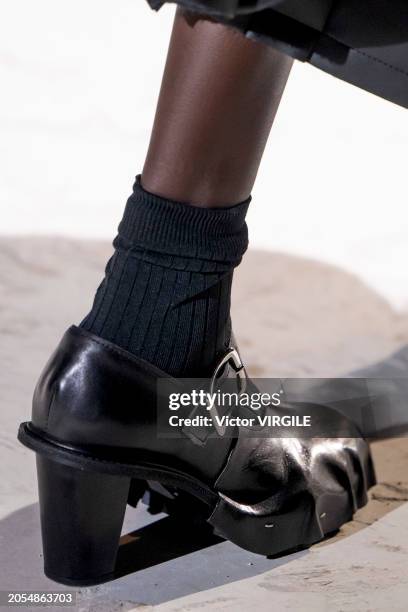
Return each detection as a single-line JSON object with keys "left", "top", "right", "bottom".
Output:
{"left": 36, "top": 455, "right": 131, "bottom": 586}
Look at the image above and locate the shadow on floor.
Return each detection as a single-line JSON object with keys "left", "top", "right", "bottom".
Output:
{"left": 0, "top": 501, "right": 306, "bottom": 609}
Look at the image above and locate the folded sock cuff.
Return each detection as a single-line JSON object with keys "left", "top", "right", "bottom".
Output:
{"left": 116, "top": 176, "right": 250, "bottom": 265}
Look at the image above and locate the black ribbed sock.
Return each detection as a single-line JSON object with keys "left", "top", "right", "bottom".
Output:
{"left": 80, "top": 177, "right": 250, "bottom": 377}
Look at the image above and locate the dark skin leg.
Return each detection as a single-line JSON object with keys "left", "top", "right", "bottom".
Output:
{"left": 142, "top": 9, "right": 293, "bottom": 207}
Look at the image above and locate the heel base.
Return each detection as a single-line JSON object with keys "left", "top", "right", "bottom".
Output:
{"left": 37, "top": 456, "right": 130, "bottom": 586}
{"left": 44, "top": 568, "right": 116, "bottom": 587}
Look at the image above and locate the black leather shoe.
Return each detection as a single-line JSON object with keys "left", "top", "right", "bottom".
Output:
{"left": 18, "top": 326, "right": 375, "bottom": 586}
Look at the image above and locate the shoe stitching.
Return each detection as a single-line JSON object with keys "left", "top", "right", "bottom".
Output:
{"left": 352, "top": 47, "right": 408, "bottom": 79}
{"left": 315, "top": 30, "right": 408, "bottom": 79}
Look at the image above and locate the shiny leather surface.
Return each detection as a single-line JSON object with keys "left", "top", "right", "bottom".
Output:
{"left": 213, "top": 426, "right": 375, "bottom": 539}
{"left": 149, "top": 1, "right": 408, "bottom": 108}
{"left": 32, "top": 326, "right": 234, "bottom": 483}
{"left": 31, "top": 326, "right": 375, "bottom": 514}
{"left": 208, "top": 433, "right": 375, "bottom": 554}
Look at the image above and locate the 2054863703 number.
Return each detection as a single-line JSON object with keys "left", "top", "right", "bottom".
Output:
{"left": 5, "top": 592, "right": 75, "bottom": 606}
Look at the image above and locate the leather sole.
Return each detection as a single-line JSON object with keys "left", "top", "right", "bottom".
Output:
{"left": 18, "top": 421, "right": 370, "bottom": 586}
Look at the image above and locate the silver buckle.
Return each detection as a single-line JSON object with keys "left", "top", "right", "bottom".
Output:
{"left": 208, "top": 347, "right": 247, "bottom": 435}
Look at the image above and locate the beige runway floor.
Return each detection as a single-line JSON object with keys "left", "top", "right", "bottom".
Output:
{"left": 1, "top": 237, "right": 407, "bottom": 611}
